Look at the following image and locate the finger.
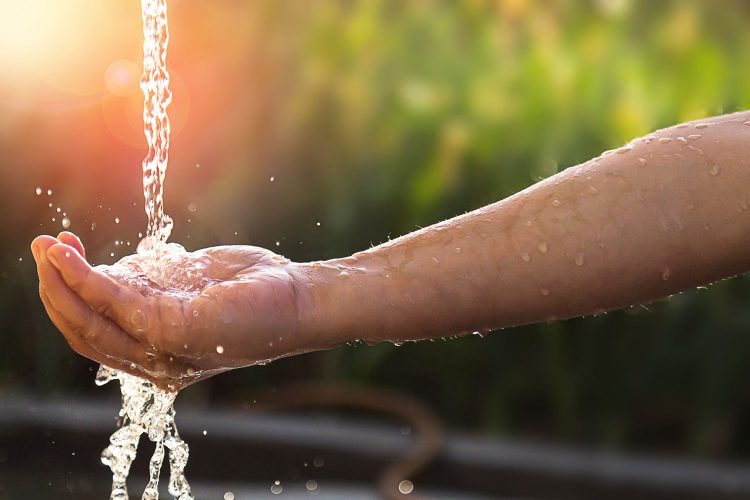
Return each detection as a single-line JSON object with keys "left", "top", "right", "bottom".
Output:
{"left": 31, "top": 235, "right": 60, "bottom": 269}
{"left": 46, "top": 243, "right": 151, "bottom": 339}
{"left": 39, "top": 286, "right": 151, "bottom": 377}
{"left": 57, "top": 231, "right": 86, "bottom": 259}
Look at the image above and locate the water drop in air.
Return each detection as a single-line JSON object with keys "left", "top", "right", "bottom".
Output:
{"left": 224, "top": 493, "right": 235, "bottom": 500}
{"left": 35, "top": 187, "right": 42, "bottom": 195}
{"left": 271, "top": 481, "right": 283, "bottom": 495}
{"left": 306, "top": 480, "right": 318, "bottom": 492}
{"left": 399, "top": 480, "right": 414, "bottom": 495}
{"left": 216, "top": 345, "right": 224, "bottom": 354}
{"left": 62, "top": 217, "right": 71, "bottom": 229}
{"left": 114, "top": 217, "right": 120, "bottom": 224}
{"left": 47, "top": 189, "right": 52, "bottom": 196}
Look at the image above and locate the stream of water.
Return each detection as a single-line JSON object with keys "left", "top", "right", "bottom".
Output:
{"left": 96, "top": 1, "right": 192, "bottom": 499}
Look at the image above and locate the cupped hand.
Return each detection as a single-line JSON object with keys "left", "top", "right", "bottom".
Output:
{"left": 31, "top": 232, "right": 320, "bottom": 390}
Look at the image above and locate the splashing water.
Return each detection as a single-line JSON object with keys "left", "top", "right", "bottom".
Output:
{"left": 97, "top": 1, "right": 193, "bottom": 499}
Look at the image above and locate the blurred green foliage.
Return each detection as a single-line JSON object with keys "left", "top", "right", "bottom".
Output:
{"left": 4, "top": 0, "right": 750, "bottom": 459}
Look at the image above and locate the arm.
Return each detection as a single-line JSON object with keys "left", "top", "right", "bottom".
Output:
{"left": 32, "top": 110, "right": 750, "bottom": 387}
{"left": 309, "top": 110, "right": 750, "bottom": 345}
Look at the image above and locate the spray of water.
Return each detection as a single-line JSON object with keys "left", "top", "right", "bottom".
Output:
{"left": 96, "top": 1, "right": 193, "bottom": 499}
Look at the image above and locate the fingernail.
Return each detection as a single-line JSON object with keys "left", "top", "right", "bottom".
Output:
{"left": 47, "top": 249, "right": 60, "bottom": 268}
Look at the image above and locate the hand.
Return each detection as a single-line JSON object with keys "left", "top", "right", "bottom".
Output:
{"left": 31, "top": 232, "right": 321, "bottom": 390}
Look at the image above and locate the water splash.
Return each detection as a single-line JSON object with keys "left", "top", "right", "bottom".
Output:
{"left": 96, "top": 1, "right": 193, "bottom": 499}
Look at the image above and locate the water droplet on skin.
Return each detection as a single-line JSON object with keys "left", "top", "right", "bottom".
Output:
{"left": 658, "top": 137, "right": 673, "bottom": 144}
{"left": 114, "top": 217, "right": 120, "bottom": 224}
{"left": 47, "top": 189, "right": 52, "bottom": 196}
{"left": 676, "top": 137, "right": 687, "bottom": 144}
{"left": 575, "top": 253, "right": 585, "bottom": 266}
{"left": 676, "top": 123, "right": 689, "bottom": 129}
{"left": 740, "top": 200, "right": 748, "bottom": 211}
{"left": 709, "top": 165, "right": 721, "bottom": 176}
{"left": 687, "top": 134, "right": 702, "bottom": 140}
{"left": 615, "top": 145, "right": 633, "bottom": 154}
{"left": 525, "top": 219, "right": 533, "bottom": 226}
{"left": 338, "top": 271, "right": 350, "bottom": 278}
{"left": 588, "top": 185, "right": 599, "bottom": 194}
{"left": 537, "top": 242, "right": 548, "bottom": 253}
{"left": 61, "top": 217, "right": 71, "bottom": 229}
{"left": 695, "top": 123, "right": 710, "bottom": 129}
{"left": 540, "top": 288, "right": 550, "bottom": 296}
{"left": 65, "top": 252, "right": 71, "bottom": 258}
{"left": 399, "top": 480, "right": 414, "bottom": 495}
{"left": 35, "top": 187, "right": 42, "bottom": 195}
{"left": 216, "top": 345, "right": 224, "bottom": 354}
{"left": 187, "top": 203, "right": 197, "bottom": 213}
{"left": 661, "top": 268, "right": 671, "bottom": 281}
{"left": 271, "top": 480, "right": 283, "bottom": 495}
{"left": 520, "top": 252, "right": 531, "bottom": 262}
{"left": 431, "top": 257, "right": 440, "bottom": 265}
{"left": 551, "top": 199, "right": 562, "bottom": 207}
{"left": 638, "top": 158, "right": 647, "bottom": 166}
{"left": 454, "top": 247, "right": 462, "bottom": 254}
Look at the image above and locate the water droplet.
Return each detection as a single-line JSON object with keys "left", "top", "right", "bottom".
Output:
{"left": 709, "top": 165, "right": 721, "bottom": 176}
{"left": 454, "top": 247, "right": 462, "bottom": 254}
{"left": 48, "top": 202, "right": 53, "bottom": 208}
{"left": 575, "top": 253, "right": 585, "bottom": 266}
{"left": 271, "top": 480, "right": 283, "bottom": 495}
{"left": 399, "top": 480, "right": 414, "bottom": 495}
{"left": 51, "top": 217, "right": 56, "bottom": 222}
{"left": 524, "top": 219, "right": 533, "bottom": 226}
{"left": 114, "top": 217, "right": 120, "bottom": 224}
{"left": 540, "top": 288, "right": 550, "bottom": 296}
{"left": 694, "top": 123, "right": 710, "bottom": 129}
{"left": 35, "top": 187, "right": 42, "bottom": 195}
{"left": 56, "top": 207, "right": 61, "bottom": 213}
{"left": 186, "top": 367, "right": 195, "bottom": 376}
{"left": 110, "top": 252, "right": 114, "bottom": 257}
{"left": 675, "top": 137, "right": 687, "bottom": 144}
{"left": 338, "top": 271, "right": 350, "bottom": 278}
{"left": 615, "top": 145, "right": 633, "bottom": 154}
{"left": 47, "top": 189, "right": 52, "bottom": 196}
{"left": 431, "top": 257, "right": 440, "bottom": 265}
{"left": 588, "top": 185, "right": 599, "bottom": 194}
{"left": 658, "top": 137, "right": 672, "bottom": 144}
{"left": 520, "top": 252, "right": 531, "bottom": 262}
{"left": 187, "top": 203, "right": 197, "bottom": 213}
{"left": 744, "top": 121, "right": 750, "bottom": 126}
{"left": 275, "top": 241, "right": 280, "bottom": 247}
{"left": 224, "top": 493, "right": 235, "bottom": 500}
{"left": 306, "top": 480, "right": 318, "bottom": 492}
{"left": 64, "top": 251, "right": 71, "bottom": 258}
{"left": 316, "top": 221, "right": 321, "bottom": 227}
{"left": 551, "top": 199, "right": 562, "bottom": 207}
{"left": 138, "top": 232, "right": 143, "bottom": 238}
{"left": 661, "top": 267, "right": 671, "bottom": 281}
{"left": 537, "top": 242, "right": 548, "bottom": 253}
{"left": 740, "top": 200, "right": 748, "bottom": 211}
{"left": 269, "top": 176, "right": 275, "bottom": 182}
{"left": 638, "top": 158, "right": 647, "bottom": 166}
{"left": 687, "top": 134, "right": 702, "bottom": 140}
{"left": 313, "top": 456, "right": 325, "bottom": 468}
{"left": 216, "top": 345, "right": 224, "bottom": 354}
{"left": 61, "top": 217, "right": 71, "bottom": 229}
{"left": 201, "top": 430, "right": 207, "bottom": 436}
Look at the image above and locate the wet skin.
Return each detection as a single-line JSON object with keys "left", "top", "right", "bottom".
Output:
{"left": 32, "top": 110, "right": 750, "bottom": 388}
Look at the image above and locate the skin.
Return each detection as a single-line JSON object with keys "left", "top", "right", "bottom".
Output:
{"left": 32, "top": 110, "right": 750, "bottom": 390}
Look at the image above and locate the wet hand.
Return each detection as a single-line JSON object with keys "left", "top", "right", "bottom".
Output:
{"left": 31, "top": 232, "right": 317, "bottom": 390}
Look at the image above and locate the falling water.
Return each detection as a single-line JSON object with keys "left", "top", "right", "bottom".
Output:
{"left": 97, "top": 1, "right": 193, "bottom": 499}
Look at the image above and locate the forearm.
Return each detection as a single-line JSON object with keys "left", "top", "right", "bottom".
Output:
{"left": 309, "top": 111, "right": 750, "bottom": 344}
